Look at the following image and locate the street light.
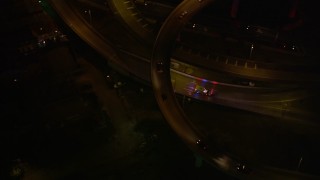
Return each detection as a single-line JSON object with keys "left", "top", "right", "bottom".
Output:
{"left": 249, "top": 44, "right": 254, "bottom": 59}
{"left": 84, "top": 9, "right": 92, "bottom": 24}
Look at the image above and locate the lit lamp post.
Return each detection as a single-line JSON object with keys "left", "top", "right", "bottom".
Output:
{"left": 249, "top": 44, "right": 254, "bottom": 59}
{"left": 84, "top": 9, "right": 92, "bottom": 24}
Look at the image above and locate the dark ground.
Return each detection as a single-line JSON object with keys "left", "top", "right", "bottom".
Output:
{"left": 0, "top": 1, "right": 234, "bottom": 178}
{"left": 0, "top": 40, "right": 235, "bottom": 180}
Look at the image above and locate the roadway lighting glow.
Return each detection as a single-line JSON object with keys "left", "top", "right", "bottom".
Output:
{"left": 151, "top": 0, "right": 319, "bottom": 178}
{"left": 84, "top": 10, "right": 92, "bottom": 24}
{"left": 249, "top": 44, "right": 254, "bottom": 58}
{"left": 213, "top": 155, "right": 232, "bottom": 170}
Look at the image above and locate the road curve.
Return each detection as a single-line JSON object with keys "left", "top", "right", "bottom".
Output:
{"left": 107, "top": 0, "right": 155, "bottom": 44}
{"left": 46, "top": 0, "right": 131, "bottom": 73}
{"left": 151, "top": 0, "right": 320, "bottom": 179}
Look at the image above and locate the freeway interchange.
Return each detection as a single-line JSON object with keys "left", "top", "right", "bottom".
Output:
{"left": 45, "top": 0, "right": 320, "bottom": 179}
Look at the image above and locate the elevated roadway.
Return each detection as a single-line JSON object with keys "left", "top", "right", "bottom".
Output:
{"left": 45, "top": 0, "right": 319, "bottom": 132}
{"left": 151, "top": 0, "right": 320, "bottom": 179}
{"left": 45, "top": 0, "right": 320, "bottom": 178}
{"left": 113, "top": 0, "right": 320, "bottom": 82}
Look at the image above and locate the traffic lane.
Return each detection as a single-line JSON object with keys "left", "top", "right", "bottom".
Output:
{"left": 47, "top": 0, "right": 131, "bottom": 73}
{"left": 108, "top": 0, "right": 155, "bottom": 43}
{"left": 171, "top": 69, "right": 309, "bottom": 103}
{"left": 170, "top": 70, "right": 319, "bottom": 126}
{"left": 173, "top": 47, "right": 320, "bottom": 82}
{"left": 72, "top": 1, "right": 154, "bottom": 61}
{"left": 182, "top": 97, "right": 320, "bottom": 175}
{"left": 179, "top": 28, "right": 308, "bottom": 65}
